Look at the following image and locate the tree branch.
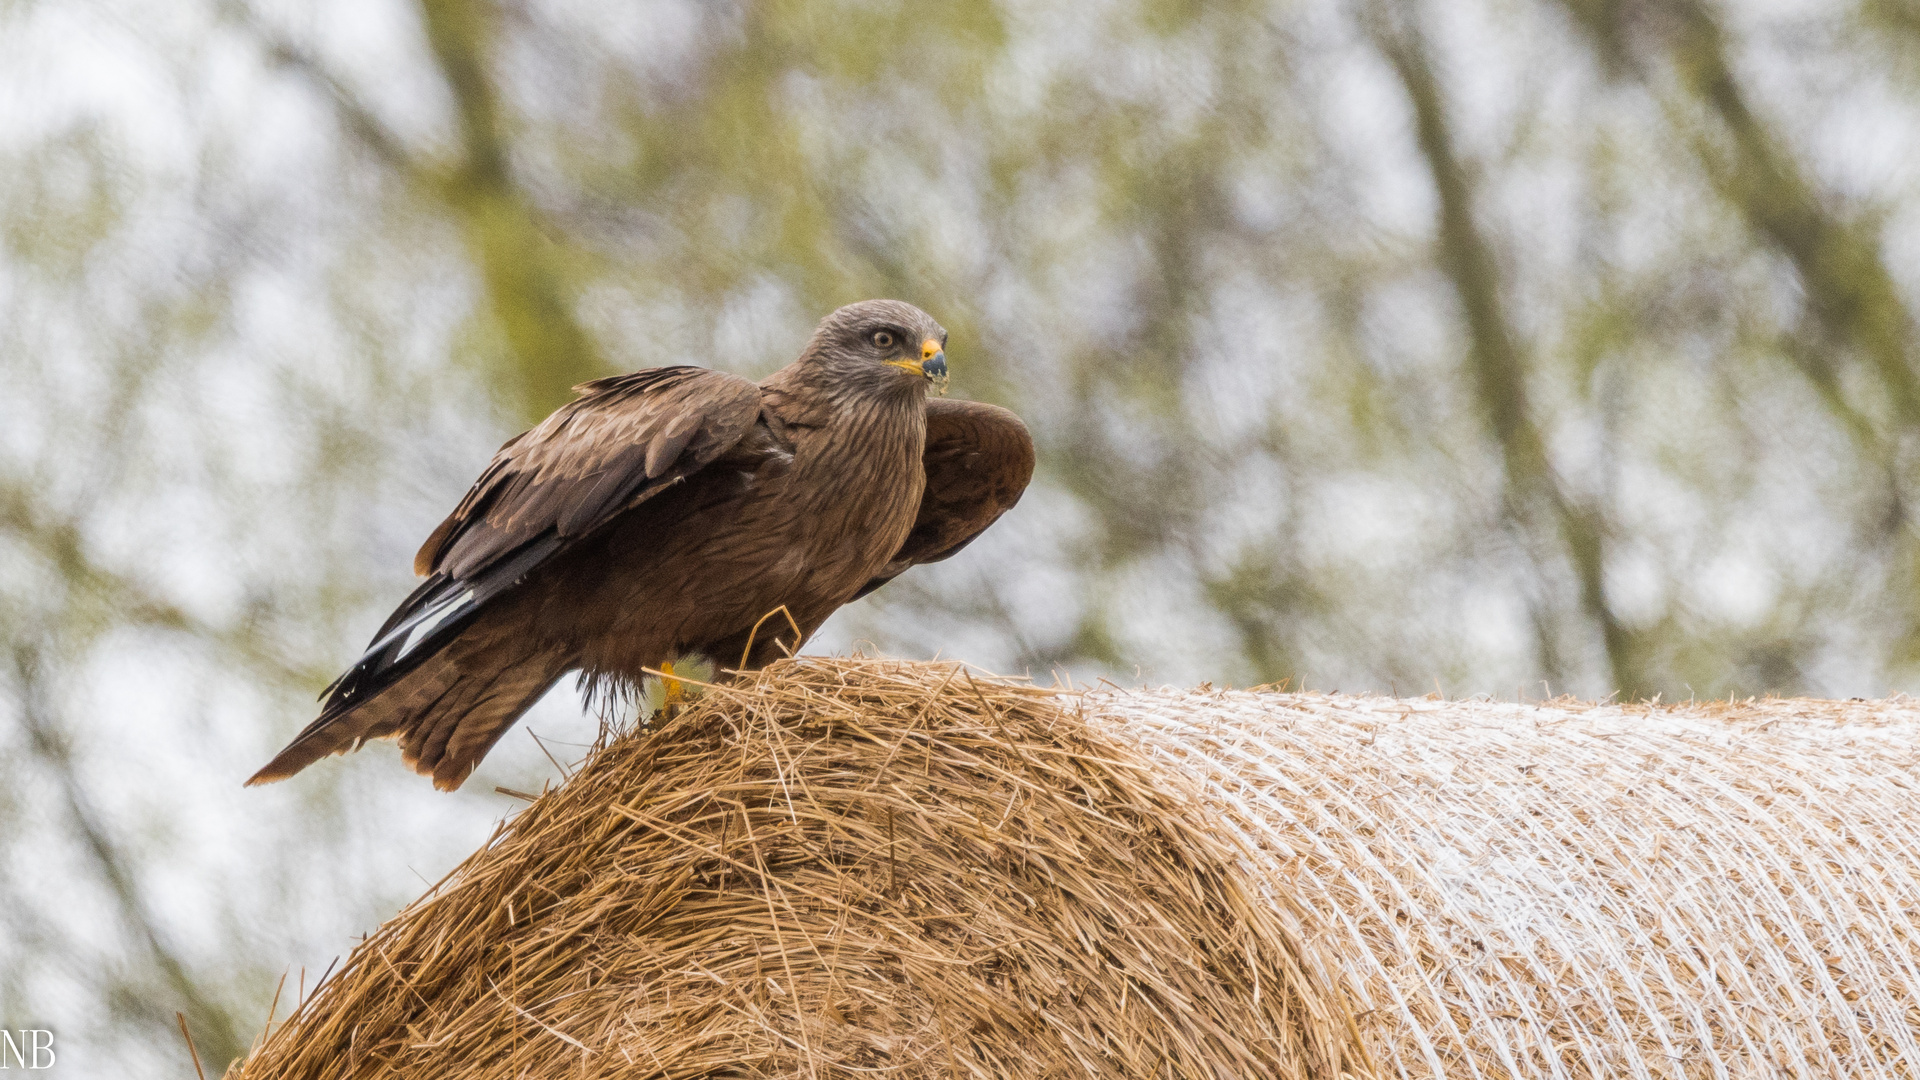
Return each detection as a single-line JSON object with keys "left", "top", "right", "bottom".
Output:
{"left": 416, "top": 0, "right": 604, "bottom": 421}
{"left": 1560, "top": 0, "right": 1920, "bottom": 437}
{"left": 7, "top": 644, "right": 249, "bottom": 1072}
{"left": 0, "top": 481, "right": 330, "bottom": 690}
{"left": 229, "top": 0, "right": 603, "bottom": 422}
{"left": 1370, "top": 4, "right": 1643, "bottom": 697}
{"left": 1557, "top": 0, "right": 1920, "bottom": 654}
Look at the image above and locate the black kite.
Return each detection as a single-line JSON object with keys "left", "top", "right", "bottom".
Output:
{"left": 250, "top": 300, "right": 1033, "bottom": 790}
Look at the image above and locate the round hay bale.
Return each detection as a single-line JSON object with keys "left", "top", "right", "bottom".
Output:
{"left": 235, "top": 663, "right": 1920, "bottom": 1078}
{"left": 1112, "top": 689, "right": 1920, "bottom": 1078}
{"left": 231, "top": 659, "right": 1364, "bottom": 1080}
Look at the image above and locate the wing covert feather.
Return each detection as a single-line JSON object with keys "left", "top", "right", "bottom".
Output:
{"left": 415, "top": 367, "right": 762, "bottom": 581}
{"left": 280, "top": 367, "right": 759, "bottom": 749}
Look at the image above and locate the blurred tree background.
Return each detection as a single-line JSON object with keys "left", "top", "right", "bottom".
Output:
{"left": 5, "top": 0, "right": 1920, "bottom": 1072}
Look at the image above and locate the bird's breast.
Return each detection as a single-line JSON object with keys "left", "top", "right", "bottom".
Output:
{"left": 780, "top": 401, "right": 926, "bottom": 573}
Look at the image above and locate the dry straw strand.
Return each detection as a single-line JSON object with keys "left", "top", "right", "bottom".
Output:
{"left": 232, "top": 658, "right": 1362, "bottom": 1079}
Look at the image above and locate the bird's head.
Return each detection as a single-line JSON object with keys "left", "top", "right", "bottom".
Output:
{"left": 802, "top": 299, "right": 950, "bottom": 398}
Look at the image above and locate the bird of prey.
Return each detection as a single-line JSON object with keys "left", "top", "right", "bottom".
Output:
{"left": 249, "top": 300, "right": 1033, "bottom": 791}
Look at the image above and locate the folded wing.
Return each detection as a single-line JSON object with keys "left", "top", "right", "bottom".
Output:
{"left": 249, "top": 367, "right": 762, "bottom": 786}
{"left": 853, "top": 398, "right": 1036, "bottom": 600}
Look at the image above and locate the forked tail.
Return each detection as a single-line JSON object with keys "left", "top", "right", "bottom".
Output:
{"left": 249, "top": 627, "right": 568, "bottom": 791}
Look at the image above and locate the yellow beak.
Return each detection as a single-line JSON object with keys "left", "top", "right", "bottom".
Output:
{"left": 921, "top": 338, "right": 949, "bottom": 395}
{"left": 886, "top": 339, "right": 950, "bottom": 395}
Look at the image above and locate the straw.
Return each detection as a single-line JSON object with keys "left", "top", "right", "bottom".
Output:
{"left": 1113, "top": 688, "right": 1920, "bottom": 1078}
{"left": 229, "top": 657, "right": 1365, "bottom": 1079}
{"left": 233, "top": 661, "right": 1920, "bottom": 1078}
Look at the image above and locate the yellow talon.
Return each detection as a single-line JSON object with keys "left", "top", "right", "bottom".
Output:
{"left": 660, "top": 661, "right": 685, "bottom": 708}
{"left": 642, "top": 654, "right": 713, "bottom": 722}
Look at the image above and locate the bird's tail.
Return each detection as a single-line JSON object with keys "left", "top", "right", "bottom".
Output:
{"left": 248, "top": 633, "right": 569, "bottom": 792}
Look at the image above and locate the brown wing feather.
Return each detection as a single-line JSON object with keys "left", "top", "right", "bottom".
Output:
{"left": 853, "top": 398, "right": 1035, "bottom": 599}
{"left": 247, "top": 367, "right": 762, "bottom": 791}
{"left": 416, "top": 367, "right": 762, "bottom": 580}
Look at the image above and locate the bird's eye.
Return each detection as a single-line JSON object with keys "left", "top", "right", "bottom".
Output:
{"left": 871, "top": 331, "right": 895, "bottom": 349}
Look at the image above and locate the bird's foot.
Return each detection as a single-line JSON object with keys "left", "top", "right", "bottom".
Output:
{"left": 641, "top": 653, "right": 715, "bottom": 722}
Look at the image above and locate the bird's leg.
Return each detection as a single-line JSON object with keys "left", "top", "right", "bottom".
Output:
{"left": 642, "top": 653, "right": 715, "bottom": 722}
{"left": 660, "top": 661, "right": 685, "bottom": 716}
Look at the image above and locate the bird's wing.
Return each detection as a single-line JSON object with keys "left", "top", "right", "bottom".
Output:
{"left": 417, "top": 366, "right": 763, "bottom": 579}
{"left": 853, "top": 398, "right": 1035, "bottom": 600}
{"left": 314, "top": 366, "right": 763, "bottom": 721}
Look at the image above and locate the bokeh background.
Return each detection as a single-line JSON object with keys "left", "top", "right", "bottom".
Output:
{"left": 5, "top": 0, "right": 1920, "bottom": 1072}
